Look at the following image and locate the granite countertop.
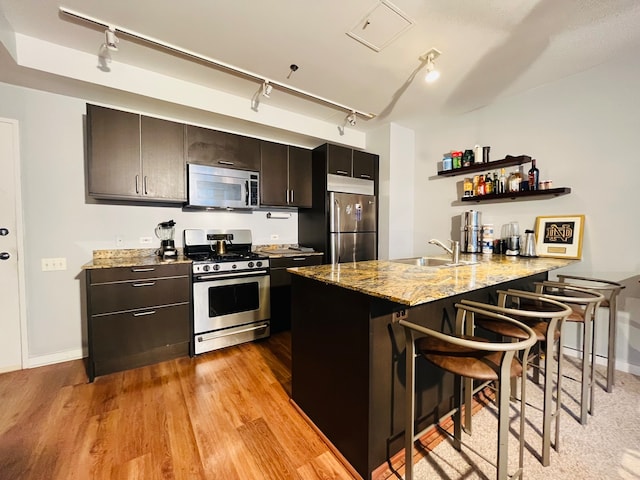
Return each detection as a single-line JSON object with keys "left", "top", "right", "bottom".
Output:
{"left": 254, "top": 244, "right": 324, "bottom": 258}
{"left": 82, "top": 248, "right": 192, "bottom": 269}
{"left": 287, "top": 254, "right": 576, "bottom": 306}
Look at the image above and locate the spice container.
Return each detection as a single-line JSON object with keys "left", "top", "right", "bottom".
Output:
{"left": 452, "top": 151, "right": 463, "bottom": 169}
{"left": 462, "top": 149, "right": 474, "bottom": 167}
{"left": 442, "top": 154, "right": 452, "bottom": 171}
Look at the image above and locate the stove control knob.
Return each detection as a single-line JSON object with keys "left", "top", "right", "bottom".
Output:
{"left": 256, "top": 261, "right": 263, "bottom": 268}
{"left": 232, "top": 264, "right": 237, "bottom": 269}
{"left": 248, "top": 261, "right": 254, "bottom": 268}
{"left": 212, "top": 264, "right": 220, "bottom": 271}
{"left": 202, "top": 265, "right": 210, "bottom": 272}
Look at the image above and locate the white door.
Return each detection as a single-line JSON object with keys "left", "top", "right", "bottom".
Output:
{"left": 0, "top": 119, "right": 24, "bottom": 372}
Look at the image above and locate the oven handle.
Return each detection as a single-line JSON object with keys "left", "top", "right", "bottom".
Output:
{"left": 194, "top": 269, "right": 269, "bottom": 281}
{"left": 197, "top": 323, "right": 269, "bottom": 342}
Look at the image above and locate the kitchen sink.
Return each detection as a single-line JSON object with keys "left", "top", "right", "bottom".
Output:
{"left": 389, "top": 257, "right": 477, "bottom": 267}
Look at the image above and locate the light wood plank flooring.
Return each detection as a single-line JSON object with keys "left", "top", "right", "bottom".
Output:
{"left": 0, "top": 332, "right": 359, "bottom": 480}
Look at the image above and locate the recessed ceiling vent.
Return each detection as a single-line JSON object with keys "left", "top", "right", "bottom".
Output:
{"left": 347, "top": 0, "right": 414, "bottom": 52}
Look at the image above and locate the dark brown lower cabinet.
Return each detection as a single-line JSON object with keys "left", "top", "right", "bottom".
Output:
{"left": 86, "top": 262, "right": 191, "bottom": 381}
{"left": 269, "top": 255, "right": 323, "bottom": 332}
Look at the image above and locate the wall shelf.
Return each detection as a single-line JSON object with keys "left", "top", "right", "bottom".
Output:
{"left": 460, "top": 187, "right": 571, "bottom": 203}
{"left": 438, "top": 155, "right": 532, "bottom": 177}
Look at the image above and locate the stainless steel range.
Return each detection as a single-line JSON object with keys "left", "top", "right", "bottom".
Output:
{"left": 184, "top": 228, "right": 270, "bottom": 355}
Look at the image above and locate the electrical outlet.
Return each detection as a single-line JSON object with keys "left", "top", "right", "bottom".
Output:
{"left": 270, "top": 234, "right": 279, "bottom": 240}
{"left": 139, "top": 236, "right": 153, "bottom": 244}
{"left": 41, "top": 257, "right": 67, "bottom": 271}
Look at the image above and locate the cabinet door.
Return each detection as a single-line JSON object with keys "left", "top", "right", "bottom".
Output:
{"left": 141, "top": 116, "right": 186, "bottom": 202}
{"left": 288, "top": 146, "right": 312, "bottom": 208}
{"left": 326, "top": 144, "right": 352, "bottom": 176}
{"left": 186, "top": 125, "right": 260, "bottom": 171}
{"left": 353, "top": 150, "right": 377, "bottom": 181}
{"left": 87, "top": 104, "right": 141, "bottom": 198}
{"left": 91, "top": 303, "right": 190, "bottom": 360}
{"left": 260, "top": 140, "right": 288, "bottom": 206}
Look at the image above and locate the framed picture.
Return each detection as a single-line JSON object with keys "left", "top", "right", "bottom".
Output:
{"left": 534, "top": 215, "right": 585, "bottom": 259}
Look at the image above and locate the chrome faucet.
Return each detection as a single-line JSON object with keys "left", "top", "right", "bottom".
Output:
{"left": 429, "top": 238, "right": 461, "bottom": 264}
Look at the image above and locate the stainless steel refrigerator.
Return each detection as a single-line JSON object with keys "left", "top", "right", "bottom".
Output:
{"left": 329, "top": 191, "right": 377, "bottom": 264}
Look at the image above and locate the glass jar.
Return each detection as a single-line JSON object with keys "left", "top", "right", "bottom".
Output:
{"left": 463, "top": 177, "right": 473, "bottom": 197}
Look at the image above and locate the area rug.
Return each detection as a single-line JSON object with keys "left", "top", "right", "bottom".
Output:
{"left": 412, "top": 358, "right": 640, "bottom": 480}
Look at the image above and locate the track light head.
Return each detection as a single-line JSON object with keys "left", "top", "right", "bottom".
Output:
{"left": 346, "top": 111, "right": 357, "bottom": 126}
{"left": 419, "top": 48, "right": 441, "bottom": 83}
{"left": 262, "top": 81, "right": 273, "bottom": 98}
{"left": 105, "top": 27, "right": 119, "bottom": 51}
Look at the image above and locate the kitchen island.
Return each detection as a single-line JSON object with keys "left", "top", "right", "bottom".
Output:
{"left": 288, "top": 254, "right": 575, "bottom": 479}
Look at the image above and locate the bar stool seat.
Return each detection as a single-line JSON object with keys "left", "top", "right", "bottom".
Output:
{"left": 397, "top": 303, "right": 537, "bottom": 480}
{"left": 532, "top": 281, "right": 604, "bottom": 425}
{"left": 463, "top": 291, "right": 573, "bottom": 467}
{"left": 556, "top": 274, "right": 625, "bottom": 392}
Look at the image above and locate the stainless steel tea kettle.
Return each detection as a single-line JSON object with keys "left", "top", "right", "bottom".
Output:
{"left": 520, "top": 229, "right": 537, "bottom": 257}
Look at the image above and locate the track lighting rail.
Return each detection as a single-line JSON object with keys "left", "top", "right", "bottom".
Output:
{"left": 59, "top": 6, "right": 376, "bottom": 121}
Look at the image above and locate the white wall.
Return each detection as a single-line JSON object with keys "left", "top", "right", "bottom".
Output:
{"left": 411, "top": 54, "right": 640, "bottom": 373}
{"left": 0, "top": 82, "right": 300, "bottom": 365}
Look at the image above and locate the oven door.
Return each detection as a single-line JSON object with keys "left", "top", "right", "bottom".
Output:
{"left": 193, "top": 271, "right": 270, "bottom": 334}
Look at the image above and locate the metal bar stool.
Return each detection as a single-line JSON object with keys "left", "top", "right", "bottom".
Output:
{"left": 533, "top": 281, "right": 604, "bottom": 425}
{"left": 556, "top": 274, "right": 625, "bottom": 392}
{"left": 462, "top": 290, "right": 573, "bottom": 467}
{"left": 396, "top": 303, "right": 536, "bottom": 480}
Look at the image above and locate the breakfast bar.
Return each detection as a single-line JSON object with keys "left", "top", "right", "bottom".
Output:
{"left": 288, "top": 255, "right": 575, "bottom": 480}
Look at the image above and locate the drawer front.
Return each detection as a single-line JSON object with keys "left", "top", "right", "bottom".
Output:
{"left": 270, "top": 255, "right": 323, "bottom": 287}
{"left": 91, "top": 303, "right": 190, "bottom": 360}
{"left": 90, "top": 263, "right": 190, "bottom": 283}
{"left": 90, "top": 276, "right": 190, "bottom": 314}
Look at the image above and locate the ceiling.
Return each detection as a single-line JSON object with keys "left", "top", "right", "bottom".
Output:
{"left": 1, "top": 0, "right": 640, "bottom": 138}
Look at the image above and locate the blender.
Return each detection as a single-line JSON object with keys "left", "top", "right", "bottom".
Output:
{"left": 155, "top": 220, "right": 177, "bottom": 259}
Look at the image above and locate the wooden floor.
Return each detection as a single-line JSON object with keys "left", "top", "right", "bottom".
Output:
{"left": 0, "top": 332, "right": 363, "bottom": 480}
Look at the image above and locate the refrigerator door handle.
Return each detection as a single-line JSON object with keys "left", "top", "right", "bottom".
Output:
{"left": 333, "top": 196, "right": 340, "bottom": 264}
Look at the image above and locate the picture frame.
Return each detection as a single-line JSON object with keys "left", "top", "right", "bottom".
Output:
{"left": 534, "top": 215, "right": 585, "bottom": 259}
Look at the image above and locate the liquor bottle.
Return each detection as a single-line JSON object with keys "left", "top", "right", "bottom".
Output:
{"left": 499, "top": 168, "right": 507, "bottom": 194}
{"left": 528, "top": 159, "right": 540, "bottom": 190}
{"left": 493, "top": 171, "right": 499, "bottom": 194}
{"left": 477, "top": 174, "right": 486, "bottom": 195}
{"left": 485, "top": 173, "right": 493, "bottom": 195}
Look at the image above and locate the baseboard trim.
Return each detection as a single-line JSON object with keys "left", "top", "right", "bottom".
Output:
{"left": 26, "top": 349, "right": 84, "bottom": 369}
{"left": 562, "top": 346, "right": 640, "bottom": 377}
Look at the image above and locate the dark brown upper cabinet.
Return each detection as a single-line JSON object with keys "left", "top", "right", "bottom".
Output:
{"left": 260, "top": 141, "right": 312, "bottom": 208}
{"left": 322, "top": 143, "right": 378, "bottom": 182}
{"left": 326, "top": 144, "right": 353, "bottom": 177}
{"left": 186, "top": 125, "right": 260, "bottom": 171}
{"left": 352, "top": 150, "right": 377, "bottom": 181}
{"left": 87, "top": 104, "right": 186, "bottom": 202}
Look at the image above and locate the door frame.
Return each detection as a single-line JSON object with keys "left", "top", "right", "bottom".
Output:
{"left": 1, "top": 117, "right": 28, "bottom": 369}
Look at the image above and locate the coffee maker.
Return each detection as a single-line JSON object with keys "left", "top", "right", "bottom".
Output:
{"left": 155, "top": 220, "right": 177, "bottom": 259}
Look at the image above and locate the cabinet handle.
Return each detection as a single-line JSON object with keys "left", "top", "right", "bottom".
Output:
{"left": 135, "top": 175, "right": 140, "bottom": 194}
{"left": 359, "top": 174, "right": 371, "bottom": 179}
{"left": 292, "top": 257, "right": 307, "bottom": 261}
{"left": 290, "top": 189, "right": 294, "bottom": 203}
{"left": 131, "top": 267, "right": 155, "bottom": 272}
{"left": 143, "top": 176, "right": 148, "bottom": 195}
{"left": 218, "top": 160, "right": 234, "bottom": 166}
{"left": 132, "top": 282, "right": 156, "bottom": 287}
{"left": 336, "top": 170, "right": 349, "bottom": 176}
{"left": 133, "top": 310, "right": 156, "bottom": 317}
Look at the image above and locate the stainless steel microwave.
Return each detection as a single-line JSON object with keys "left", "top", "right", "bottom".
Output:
{"left": 186, "top": 164, "right": 260, "bottom": 210}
